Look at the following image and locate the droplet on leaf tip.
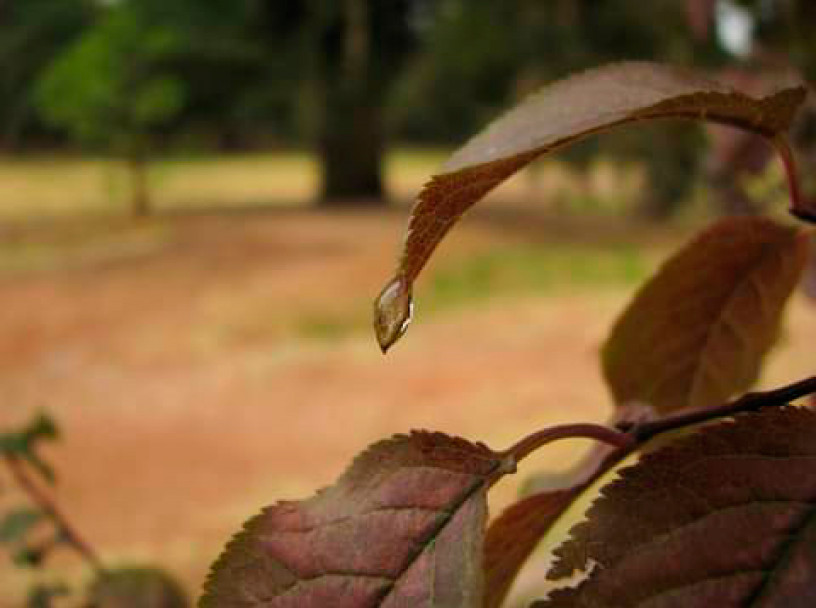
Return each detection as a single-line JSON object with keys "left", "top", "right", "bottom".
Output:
{"left": 373, "top": 275, "right": 413, "bottom": 353}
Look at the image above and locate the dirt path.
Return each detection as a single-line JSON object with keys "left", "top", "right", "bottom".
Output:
{"left": 1, "top": 211, "right": 813, "bottom": 605}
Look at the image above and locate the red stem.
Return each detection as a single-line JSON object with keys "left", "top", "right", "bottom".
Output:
{"left": 773, "top": 134, "right": 816, "bottom": 223}
{"left": 497, "top": 376, "right": 816, "bottom": 485}
{"left": 502, "top": 423, "right": 633, "bottom": 464}
{"left": 4, "top": 454, "right": 104, "bottom": 573}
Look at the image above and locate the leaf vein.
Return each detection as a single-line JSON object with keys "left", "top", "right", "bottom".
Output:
{"left": 745, "top": 500, "right": 816, "bottom": 605}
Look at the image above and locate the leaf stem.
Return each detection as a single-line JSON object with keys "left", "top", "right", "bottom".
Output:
{"left": 502, "top": 424, "right": 633, "bottom": 465}
{"left": 772, "top": 135, "right": 816, "bottom": 223}
{"left": 498, "top": 377, "right": 816, "bottom": 489}
{"left": 4, "top": 454, "right": 105, "bottom": 573}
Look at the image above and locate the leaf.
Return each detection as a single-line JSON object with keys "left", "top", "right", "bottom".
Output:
{"left": 13, "top": 545, "right": 46, "bottom": 568}
{"left": 0, "top": 412, "right": 59, "bottom": 458}
{"left": 0, "top": 412, "right": 60, "bottom": 483}
{"left": 201, "top": 431, "right": 512, "bottom": 607}
{"left": 374, "top": 62, "right": 807, "bottom": 351}
{"left": 484, "top": 490, "right": 578, "bottom": 608}
{"left": 602, "top": 217, "right": 809, "bottom": 414}
{"left": 0, "top": 508, "right": 44, "bottom": 544}
{"left": 88, "top": 567, "right": 189, "bottom": 608}
{"left": 26, "top": 583, "right": 71, "bottom": 608}
{"left": 0, "top": 433, "right": 27, "bottom": 454}
{"left": 23, "top": 413, "right": 59, "bottom": 444}
{"left": 537, "top": 406, "right": 816, "bottom": 607}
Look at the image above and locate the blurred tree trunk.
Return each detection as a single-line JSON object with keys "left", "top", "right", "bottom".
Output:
{"left": 127, "top": 151, "right": 151, "bottom": 217}
{"left": 317, "top": 0, "right": 384, "bottom": 205}
{"left": 311, "top": 0, "right": 413, "bottom": 206}
{"left": 1, "top": 101, "right": 29, "bottom": 151}
{"left": 319, "top": 98, "right": 384, "bottom": 204}
{"left": 635, "top": 123, "right": 704, "bottom": 221}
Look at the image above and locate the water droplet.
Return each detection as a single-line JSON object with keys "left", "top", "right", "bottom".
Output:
{"left": 373, "top": 275, "right": 413, "bottom": 353}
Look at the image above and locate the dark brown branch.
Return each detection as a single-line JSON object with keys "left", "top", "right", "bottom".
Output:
{"left": 495, "top": 377, "right": 816, "bottom": 482}
{"left": 4, "top": 454, "right": 104, "bottom": 573}
{"left": 631, "top": 375, "right": 816, "bottom": 442}
{"left": 505, "top": 376, "right": 816, "bottom": 551}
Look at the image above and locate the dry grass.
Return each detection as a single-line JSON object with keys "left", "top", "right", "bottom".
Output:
{"left": 0, "top": 154, "right": 808, "bottom": 605}
{"left": 0, "top": 149, "right": 644, "bottom": 221}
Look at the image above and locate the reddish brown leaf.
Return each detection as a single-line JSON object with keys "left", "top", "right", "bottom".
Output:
{"left": 200, "top": 432, "right": 511, "bottom": 607}
{"left": 602, "top": 217, "right": 809, "bottom": 414}
{"left": 484, "top": 490, "right": 578, "bottom": 608}
{"left": 537, "top": 406, "right": 816, "bottom": 607}
{"left": 374, "top": 62, "right": 807, "bottom": 351}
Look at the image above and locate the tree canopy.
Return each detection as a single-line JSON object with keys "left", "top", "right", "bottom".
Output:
{"left": 1, "top": 0, "right": 814, "bottom": 209}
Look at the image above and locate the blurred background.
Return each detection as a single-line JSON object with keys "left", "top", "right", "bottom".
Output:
{"left": 1, "top": 0, "right": 815, "bottom": 605}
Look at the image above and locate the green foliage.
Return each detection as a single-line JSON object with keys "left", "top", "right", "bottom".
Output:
{"left": 0, "top": 0, "right": 92, "bottom": 147}
{"left": 426, "top": 244, "right": 651, "bottom": 311}
{"left": 1, "top": 413, "right": 189, "bottom": 606}
{"left": 5, "top": 0, "right": 816, "bottom": 208}
{"left": 26, "top": 583, "right": 71, "bottom": 608}
{"left": 0, "top": 509, "right": 44, "bottom": 545}
{"left": 1, "top": 413, "right": 66, "bottom": 596}
{"left": 35, "top": 5, "right": 186, "bottom": 150}
{"left": 13, "top": 545, "right": 47, "bottom": 569}
{"left": 0, "top": 412, "right": 59, "bottom": 482}
{"left": 0, "top": 412, "right": 58, "bottom": 453}
{"left": 87, "top": 568, "right": 189, "bottom": 608}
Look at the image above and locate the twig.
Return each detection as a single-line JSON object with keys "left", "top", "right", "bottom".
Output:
{"left": 4, "top": 454, "right": 104, "bottom": 573}
{"left": 773, "top": 135, "right": 816, "bottom": 223}
{"left": 631, "top": 375, "right": 816, "bottom": 442}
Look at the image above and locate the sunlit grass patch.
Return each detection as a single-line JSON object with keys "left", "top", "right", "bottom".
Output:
{"left": 0, "top": 220, "right": 172, "bottom": 272}
{"left": 424, "top": 243, "right": 657, "bottom": 313}
{"left": 0, "top": 149, "right": 454, "bottom": 221}
{"left": 284, "top": 242, "right": 660, "bottom": 343}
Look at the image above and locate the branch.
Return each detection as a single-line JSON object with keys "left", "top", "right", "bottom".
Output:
{"left": 499, "top": 376, "right": 816, "bottom": 505}
{"left": 491, "top": 377, "right": 816, "bottom": 484}
{"left": 630, "top": 375, "right": 816, "bottom": 442}
{"left": 4, "top": 454, "right": 104, "bottom": 573}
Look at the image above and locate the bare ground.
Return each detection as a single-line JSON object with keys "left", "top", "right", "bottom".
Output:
{"left": 0, "top": 209, "right": 813, "bottom": 605}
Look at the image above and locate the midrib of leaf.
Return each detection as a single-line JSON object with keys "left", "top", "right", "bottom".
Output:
{"left": 375, "top": 469, "right": 496, "bottom": 605}
{"left": 273, "top": 573, "right": 392, "bottom": 602}
{"left": 687, "top": 242, "right": 779, "bottom": 409}
{"left": 746, "top": 501, "right": 816, "bottom": 606}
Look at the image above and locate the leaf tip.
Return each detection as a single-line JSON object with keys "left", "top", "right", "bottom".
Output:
{"left": 373, "top": 275, "right": 413, "bottom": 353}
